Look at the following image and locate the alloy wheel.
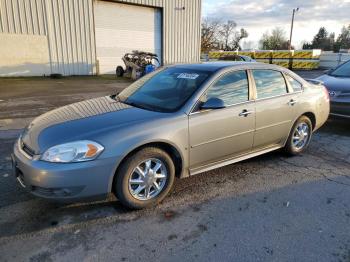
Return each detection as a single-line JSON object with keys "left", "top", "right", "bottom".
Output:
{"left": 292, "top": 122, "right": 310, "bottom": 150}
{"left": 128, "top": 158, "right": 168, "bottom": 201}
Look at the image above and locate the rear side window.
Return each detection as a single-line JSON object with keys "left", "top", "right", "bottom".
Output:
{"left": 285, "top": 74, "right": 303, "bottom": 92}
{"left": 206, "top": 70, "right": 249, "bottom": 106}
{"left": 252, "top": 70, "right": 288, "bottom": 99}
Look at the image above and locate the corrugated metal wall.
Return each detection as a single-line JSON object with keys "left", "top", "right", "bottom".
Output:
{"left": 0, "top": 0, "right": 201, "bottom": 76}
{"left": 166, "top": 0, "right": 201, "bottom": 64}
{"left": 44, "top": 0, "right": 95, "bottom": 75}
{"left": 110, "top": 0, "right": 202, "bottom": 64}
{"left": 0, "top": 0, "right": 95, "bottom": 75}
{"left": 0, "top": 0, "right": 46, "bottom": 35}
{"left": 114, "top": 0, "right": 163, "bottom": 7}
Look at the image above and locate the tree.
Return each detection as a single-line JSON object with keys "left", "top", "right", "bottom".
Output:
{"left": 302, "top": 41, "right": 313, "bottom": 49}
{"left": 201, "top": 19, "right": 248, "bottom": 52}
{"left": 231, "top": 28, "right": 249, "bottom": 50}
{"left": 219, "top": 20, "right": 237, "bottom": 50}
{"left": 259, "top": 27, "right": 290, "bottom": 50}
{"left": 334, "top": 24, "right": 350, "bottom": 52}
{"left": 311, "top": 27, "right": 334, "bottom": 51}
{"left": 299, "top": 25, "right": 350, "bottom": 52}
{"left": 201, "top": 18, "right": 221, "bottom": 53}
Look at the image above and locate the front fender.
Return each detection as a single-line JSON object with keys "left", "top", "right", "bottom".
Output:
{"left": 94, "top": 114, "right": 189, "bottom": 192}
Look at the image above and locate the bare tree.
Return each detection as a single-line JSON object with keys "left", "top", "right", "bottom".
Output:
{"left": 201, "top": 18, "right": 221, "bottom": 53}
{"left": 219, "top": 20, "right": 237, "bottom": 50}
{"left": 201, "top": 19, "right": 249, "bottom": 52}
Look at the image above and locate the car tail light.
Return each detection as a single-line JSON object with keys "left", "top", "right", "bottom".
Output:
{"left": 323, "top": 86, "right": 330, "bottom": 102}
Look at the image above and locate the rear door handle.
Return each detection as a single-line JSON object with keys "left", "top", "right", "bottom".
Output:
{"left": 239, "top": 109, "right": 253, "bottom": 117}
{"left": 288, "top": 99, "right": 297, "bottom": 106}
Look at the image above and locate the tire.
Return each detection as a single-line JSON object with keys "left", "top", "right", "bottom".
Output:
{"left": 114, "top": 147, "right": 175, "bottom": 209}
{"left": 116, "top": 66, "right": 124, "bottom": 77}
{"left": 284, "top": 116, "right": 313, "bottom": 155}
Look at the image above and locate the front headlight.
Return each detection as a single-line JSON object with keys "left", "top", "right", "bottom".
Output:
{"left": 41, "top": 140, "right": 104, "bottom": 163}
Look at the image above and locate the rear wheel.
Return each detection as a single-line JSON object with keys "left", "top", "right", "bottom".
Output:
{"left": 284, "top": 116, "right": 313, "bottom": 155}
{"left": 114, "top": 147, "right": 175, "bottom": 209}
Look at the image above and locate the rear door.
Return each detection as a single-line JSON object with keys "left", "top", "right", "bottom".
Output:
{"left": 189, "top": 70, "right": 255, "bottom": 170}
{"left": 251, "top": 69, "right": 299, "bottom": 149}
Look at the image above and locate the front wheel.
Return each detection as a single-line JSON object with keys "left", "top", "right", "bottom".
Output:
{"left": 114, "top": 147, "right": 175, "bottom": 209}
{"left": 284, "top": 116, "right": 313, "bottom": 155}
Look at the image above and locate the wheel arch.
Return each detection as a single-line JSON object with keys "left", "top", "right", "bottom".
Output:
{"left": 110, "top": 141, "right": 184, "bottom": 193}
{"left": 302, "top": 112, "right": 316, "bottom": 130}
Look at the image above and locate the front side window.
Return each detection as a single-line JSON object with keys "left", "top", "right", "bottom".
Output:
{"left": 118, "top": 67, "right": 211, "bottom": 112}
{"left": 285, "top": 74, "right": 303, "bottom": 92}
{"left": 205, "top": 70, "right": 249, "bottom": 106}
{"left": 252, "top": 70, "right": 288, "bottom": 99}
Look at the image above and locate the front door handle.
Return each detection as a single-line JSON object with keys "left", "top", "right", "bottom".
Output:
{"left": 288, "top": 99, "right": 297, "bottom": 106}
{"left": 239, "top": 109, "right": 253, "bottom": 117}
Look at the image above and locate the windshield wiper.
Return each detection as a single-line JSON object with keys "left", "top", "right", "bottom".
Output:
{"left": 121, "top": 100, "right": 158, "bottom": 112}
{"left": 110, "top": 94, "right": 121, "bottom": 101}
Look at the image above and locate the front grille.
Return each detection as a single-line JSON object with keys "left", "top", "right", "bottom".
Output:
{"left": 22, "top": 143, "right": 35, "bottom": 157}
{"left": 32, "top": 186, "right": 56, "bottom": 197}
{"left": 31, "top": 185, "right": 85, "bottom": 197}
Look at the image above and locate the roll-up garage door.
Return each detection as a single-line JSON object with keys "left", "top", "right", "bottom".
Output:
{"left": 94, "top": 1, "right": 162, "bottom": 74}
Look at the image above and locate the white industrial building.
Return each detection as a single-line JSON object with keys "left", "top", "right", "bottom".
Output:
{"left": 0, "top": 0, "right": 202, "bottom": 76}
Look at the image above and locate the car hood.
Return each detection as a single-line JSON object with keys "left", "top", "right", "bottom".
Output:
{"left": 316, "top": 74, "right": 350, "bottom": 92}
{"left": 21, "top": 96, "right": 163, "bottom": 153}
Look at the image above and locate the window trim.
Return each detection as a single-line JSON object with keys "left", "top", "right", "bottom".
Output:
{"left": 189, "top": 69, "right": 253, "bottom": 115}
{"left": 250, "top": 69, "right": 291, "bottom": 101}
{"left": 190, "top": 100, "right": 255, "bottom": 116}
{"left": 283, "top": 73, "right": 304, "bottom": 93}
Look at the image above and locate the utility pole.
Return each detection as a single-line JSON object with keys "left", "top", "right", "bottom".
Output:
{"left": 289, "top": 7, "right": 299, "bottom": 51}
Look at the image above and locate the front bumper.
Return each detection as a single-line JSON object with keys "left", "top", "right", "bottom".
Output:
{"left": 12, "top": 141, "right": 119, "bottom": 202}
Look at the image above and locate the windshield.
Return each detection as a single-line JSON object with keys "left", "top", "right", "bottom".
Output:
{"left": 117, "top": 67, "right": 211, "bottom": 112}
{"left": 330, "top": 60, "right": 350, "bottom": 77}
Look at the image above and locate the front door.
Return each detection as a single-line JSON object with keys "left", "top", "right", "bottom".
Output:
{"left": 189, "top": 70, "right": 255, "bottom": 170}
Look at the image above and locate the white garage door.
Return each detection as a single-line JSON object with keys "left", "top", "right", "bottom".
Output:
{"left": 94, "top": 1, "right": 162, "bottom": 74}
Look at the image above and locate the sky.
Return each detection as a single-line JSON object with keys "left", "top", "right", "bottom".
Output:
{"left": 202, "top": 0, "right": 350, "bottom": 49}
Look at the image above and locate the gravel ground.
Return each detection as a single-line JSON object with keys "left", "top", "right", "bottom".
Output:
{"left": 0, "top": 71, "right": 349, "bottom": 262}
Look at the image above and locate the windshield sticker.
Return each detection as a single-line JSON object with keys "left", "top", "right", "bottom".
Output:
{"left": 177, "top": 73, "right": 199, "bottom": 80}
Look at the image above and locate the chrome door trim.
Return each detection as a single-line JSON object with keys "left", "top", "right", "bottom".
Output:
{"left": 329, "top": 112, "right": 350, "bottom": 118}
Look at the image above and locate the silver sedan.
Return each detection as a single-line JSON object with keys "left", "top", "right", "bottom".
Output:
{"left": 12, "top": 62, "right": 330, "bottom": 209}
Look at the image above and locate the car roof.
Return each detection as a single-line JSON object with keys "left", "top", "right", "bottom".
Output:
{"left": 169, "top": 62, "right": 306, "bottom": 85}
{"left": 171, "top": 62, "right": 279, "bottom": 72}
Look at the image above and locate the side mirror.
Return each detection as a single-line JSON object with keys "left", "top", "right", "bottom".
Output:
{"left": 200, "top": 97, "right": 225, "bottom": 110}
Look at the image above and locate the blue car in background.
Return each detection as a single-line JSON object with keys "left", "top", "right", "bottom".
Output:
{"left": 317, "top": 60, "right": 350, "bottom": 118}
